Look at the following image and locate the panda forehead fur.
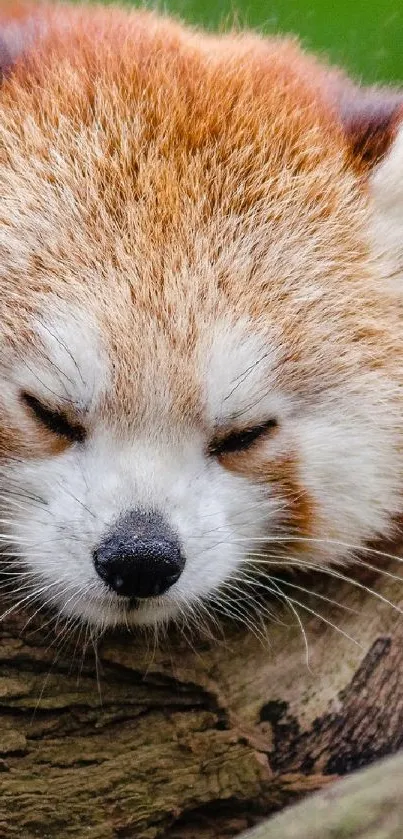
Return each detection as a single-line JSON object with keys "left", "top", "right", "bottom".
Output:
{"left": 0, "top": 1, "right": 402, "bottom": 630}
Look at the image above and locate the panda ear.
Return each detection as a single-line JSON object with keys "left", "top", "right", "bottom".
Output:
{"left": 0, "top": 30, "right": 18, "bottom": 78}
{"left": 333, "top": 80, "right": 403, "bottom": 170}
{"left": 324, "top": 75, "right": 403, "bottom": 270}
{"left": 322, "top": 70, "right": 403, "bottom": 170}
{"left": 0, "top": 14, "right": 39, "bottom": 80}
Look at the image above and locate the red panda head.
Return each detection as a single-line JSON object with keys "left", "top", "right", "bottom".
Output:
{"left": 0, "top": 3, "right": 402, "bottom": 630}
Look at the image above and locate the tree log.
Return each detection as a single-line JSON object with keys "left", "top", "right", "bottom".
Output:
{"left": 1, "top": 558, "right": 403, "bottom": 838}
{"left": 241, "top": 750, "right": 403, "bottom": 839}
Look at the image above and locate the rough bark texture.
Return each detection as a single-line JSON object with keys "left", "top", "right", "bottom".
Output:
{"left": 242, "top": 750, "right": 403, "bottom": 839}
{"left": 1, "top": 558, "right": 403, "bottom": 838}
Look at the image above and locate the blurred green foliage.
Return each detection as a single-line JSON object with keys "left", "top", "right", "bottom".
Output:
{"left": 122, "top": 0, "right": 403, "bottom": 83}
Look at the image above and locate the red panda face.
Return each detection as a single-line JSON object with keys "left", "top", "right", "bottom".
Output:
{"left": 0, "top": 4, "right": 402, "bottom": 630}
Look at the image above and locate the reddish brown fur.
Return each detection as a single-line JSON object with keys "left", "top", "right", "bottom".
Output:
{"left": 0, "top": 2, "right": 401, "bottom": 557}
{"left": 220, "top": 446, "right": 315, "bottom": 538}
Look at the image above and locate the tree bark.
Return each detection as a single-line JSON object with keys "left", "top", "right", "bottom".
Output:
{"left": 241, "top": 750, "right": 403, "bottom": 839}
{"left": 1, "top": 556, "right": 403, "bottom": 838}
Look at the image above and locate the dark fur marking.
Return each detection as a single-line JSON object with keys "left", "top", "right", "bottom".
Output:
{"left": 0, "top": 34, "right": 13, "bottom": 79}
{"left": 339, "top": 87, "right": 403, "bottom": 167}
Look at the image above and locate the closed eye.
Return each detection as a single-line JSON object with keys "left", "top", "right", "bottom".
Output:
{"left": 208, "top": 418, "right": 278, "bottom": 457}
{"left": 21, "top": 391, "right": 86, "bottom": 443}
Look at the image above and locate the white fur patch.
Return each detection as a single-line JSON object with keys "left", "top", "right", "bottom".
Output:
{"left": 0, "top": 312, "right": 401, "bottom": 632}
{"left": 370, "top": 124, "right": 403, "bottom": 290}
{"left": 203, "top": 318, "right": 291, "bottom": 428}
{"left": 6, "top": 433, "right": 274, "bottom": 628}
{"left": 3, "top": 304, "right": 110, "bottom": 419}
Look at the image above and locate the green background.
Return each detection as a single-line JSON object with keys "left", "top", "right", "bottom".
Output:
{"left": 123, "top": 0, "right": 403, "bottom": 84}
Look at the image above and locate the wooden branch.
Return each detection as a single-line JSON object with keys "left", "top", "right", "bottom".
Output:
{"left": 241, "top": 750, "right": 403, "bottom": 839}
{"left": 1, "top": 558, "right": 403, "bottom": 838}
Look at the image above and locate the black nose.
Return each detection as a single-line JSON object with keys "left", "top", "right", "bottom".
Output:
{"left": 93, "top": 510, "right": 185, "bottom": 599}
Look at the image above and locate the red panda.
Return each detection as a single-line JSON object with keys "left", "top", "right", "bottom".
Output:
{"left": 0, "top": 1, "right": 401, "bottom": 630}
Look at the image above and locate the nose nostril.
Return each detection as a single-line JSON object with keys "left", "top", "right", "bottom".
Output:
{"left": 165, "top": 571, "right": 181, "bottom": 586}
{"left": 111, "top": 575, "right": 126, "bottom": 593}
{"left": 96, "top": 556, "right": 184, "bottom": 599}
{"left": 93, "top": 511, "right": 185, "bottom": 600}
{"left": 150, "top": 569, "right": 182, "bottom": 597}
